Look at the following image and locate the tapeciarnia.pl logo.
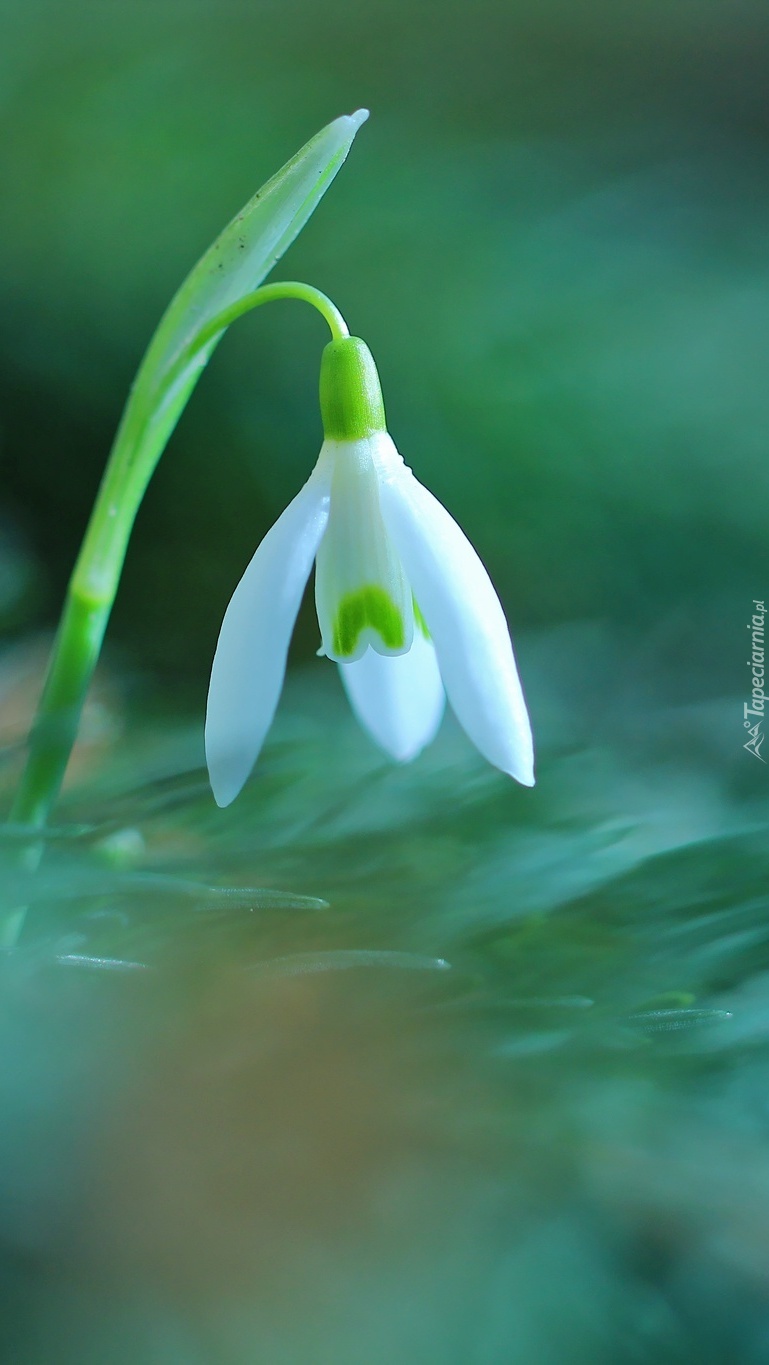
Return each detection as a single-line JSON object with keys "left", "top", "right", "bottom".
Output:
{"left": 744, "top": 599, "right": 766, "bottom": 763}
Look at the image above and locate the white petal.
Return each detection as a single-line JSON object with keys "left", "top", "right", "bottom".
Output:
{"left": 378, "top": 466, "right": 534, "bottom": 785}
{"left": 339, "top": 630, "right": 446, "bottom": 762}
{"left": 205, "top": 458, "right": 332, "bottom": 807}
{"left": 315, "top": 437, "right": 413, "bottom": 662}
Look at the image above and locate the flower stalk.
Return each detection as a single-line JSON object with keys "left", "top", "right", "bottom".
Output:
{"left": 8, "top": 103, "right": 370, "bottom": 864}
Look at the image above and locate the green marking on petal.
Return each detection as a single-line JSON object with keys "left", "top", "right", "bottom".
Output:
{"left": 413, "top": 597, "right": 431, "bottom": 640}
{"left": 332, "top": 585, "right": 405, "bottom": 657}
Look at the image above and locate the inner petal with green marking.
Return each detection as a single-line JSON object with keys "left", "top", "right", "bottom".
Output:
{"left": 332, "top": 585, "right": 406, "bottom": 658}
{"left": 315, "top": 436, "right": 414, "bottom": 662}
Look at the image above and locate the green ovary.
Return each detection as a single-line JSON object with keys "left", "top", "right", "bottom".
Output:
{"left": 332, "top": 585, "right": 406, "bottom": 657}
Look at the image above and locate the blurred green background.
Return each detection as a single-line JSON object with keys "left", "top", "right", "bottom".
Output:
{"left": 2, "top": 0, "right": 767, "bottom": 684}
{"left": 1, "top": 1, "right": 768, "bottom": 1362}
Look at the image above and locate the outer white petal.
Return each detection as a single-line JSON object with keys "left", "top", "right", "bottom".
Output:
{"left": 205, "top": 457, "right": 332, "bottom": 807}
{"left": 377, "top": 464, "right": 534, "bottom": 785}
{"left": 338, "top": 630, "right": 446, "bottom": 762}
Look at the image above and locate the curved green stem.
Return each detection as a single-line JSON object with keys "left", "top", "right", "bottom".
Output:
{"left": 196, "top": 282, "right": 349, "bottom": 350}
{"left": 10, "top": 281, "right": 349, "bottom": 842}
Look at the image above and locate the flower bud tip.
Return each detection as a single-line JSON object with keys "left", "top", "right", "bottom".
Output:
{"left": 348, "top": 108, "right": 370, "bottom": 130}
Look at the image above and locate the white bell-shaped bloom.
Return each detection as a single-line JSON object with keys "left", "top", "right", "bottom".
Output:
{"left": 205, "top": 337, "right": 534, "bottom": 807}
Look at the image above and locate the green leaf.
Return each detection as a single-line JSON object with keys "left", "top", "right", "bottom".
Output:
{"left": 114, "top": 109, "right": 369, "bottom": 500}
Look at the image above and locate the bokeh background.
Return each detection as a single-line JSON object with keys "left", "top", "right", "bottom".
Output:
{"left": 1, "top": 1, "right": 768, "bottom": 1361}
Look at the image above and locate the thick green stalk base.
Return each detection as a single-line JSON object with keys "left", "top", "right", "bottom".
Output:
{"left": 10, "top": 592, "right": 111, "bottom": 831}
{"left": 3, "top": 591, "right": 110, "bottom": 948}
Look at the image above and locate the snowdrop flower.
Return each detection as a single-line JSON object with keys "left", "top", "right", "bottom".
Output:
{"left": 206, "top": 337, "right": 534, "bottom": 806}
